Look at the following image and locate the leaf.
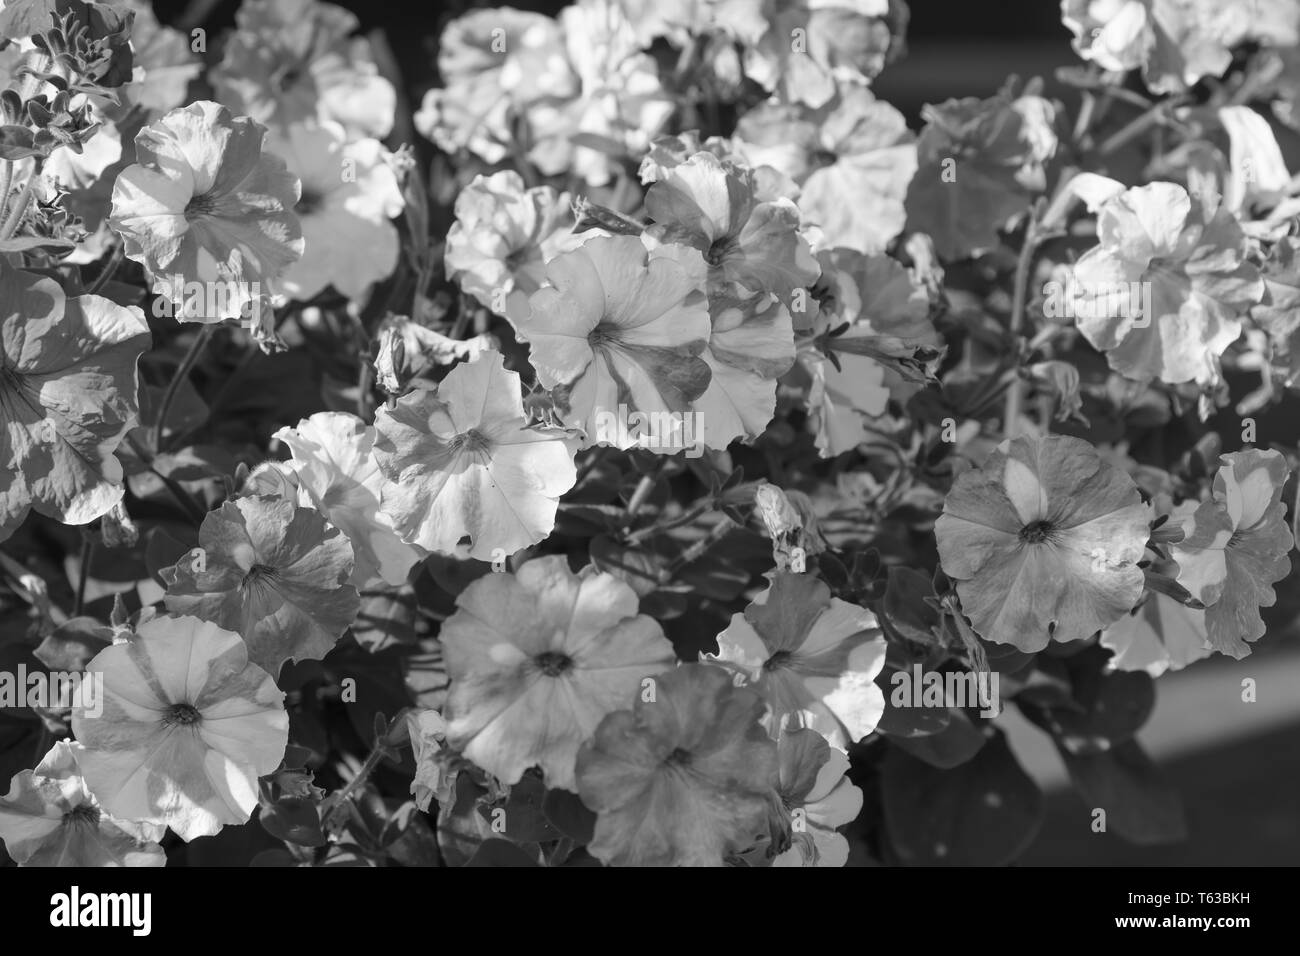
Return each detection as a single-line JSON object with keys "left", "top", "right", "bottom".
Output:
{"left": 0, "top": 124, "right": 39, "bottom": 160}
{"left": 883, "top": 728, "right": 1045, "bottom": 866}
{"left": 1017, "top": 646, "right": 1155, "bottom": 755}
{"left": 542, "top": 787, "right": 596, "bottom": 844}
{"left": 465, "top": 838, "right": 541, "bottom": 867}
{"left": 33, "top": 617, "right": 113, "bottom": 672}
{"left": 477, "top": 774, "right": 562, "bottom": 844}
{"left": 888, "top": 706, "right": 986, "bottom": 767}
{"left": 1057, "top": 738, "right": 1188, "bottom": 845}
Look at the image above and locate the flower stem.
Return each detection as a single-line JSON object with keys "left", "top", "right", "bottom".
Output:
{"left": 153, "top": 325, "right": 215, "bottom": 452}
{"left": 0, "top": 161, "right": 14, "bottom": 228}
{"left": 73, "top": 536, "right": 92, "bottom": 616}
{"left": 1003, "top": 214, "right": 1043, "bottom": 439}
{"left": 85, "top": 242, "right": 125, "bottom": 296}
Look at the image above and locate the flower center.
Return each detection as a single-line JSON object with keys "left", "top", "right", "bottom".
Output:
{"left": 162, "top": 703, "right": 202, "bottom": 727}
{"left": 63, "top": 804, "right": 100, "bottom": 828}
{"left": 185, "top": 192, "right": 218, "bottom": 219}
{"left": 533, "top": 651, "right": 574, "bottom": 677}
{"left": 297, "top": 188, "right": 325, "bottom": 215}
{"left": 450, "top": 428, "right": 491, "bottom": 455}
{"left": 665, "top": 747, "right": 693, "bottom": 768}
{"left": 242, "top": 564, "right": 277, "bottom": 587}
{"left": 764, "top": 650, "right": 794, "bottom": 671}
{"left": 1018, "top": 519, "right": 1055, "bottom": 544}
{"left": 705, "top": 237, "right": 735, "bottom": 266}
{"left": 587, "top": 324, "right": 616, "bottom": 348}
{"left": 810, "top": 148, "right": 838, "bottom": 169}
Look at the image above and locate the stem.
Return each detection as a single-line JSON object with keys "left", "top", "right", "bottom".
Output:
{"left": 73, "top": 537, "right": 92, "bottom": 616}
{"left": 1003, "top": 217, "right": 1042, "bottom": 439}
{"left": 153, "top": 325, "right": 215, "bottom": 452}
{"left": 85, "top": 242, "right": 124, "bottom": 296}
{"left": 1096, "top": 98, "right": 1186, "bottom": 157}
{"left": 0, "top": 160, "right": 13, "bottom": 227}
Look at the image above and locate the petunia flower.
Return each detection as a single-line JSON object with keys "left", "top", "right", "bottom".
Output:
{"left": 1170, "top": 449, "right": 1293, "bottom": 659}
{"left": 264, "top": 121, "right": 402, "bottom": 301}
{"left": 372, "top": 350, "right": 579, "bottom": 560}
{"left": 406, "top": 708, "right": 452, "bottom": 812}
{"left": 212, "top": 0, "right": 396, "bottom": 139}
{"left": 445, "top": 171, "right": 580, "bottom": 327}
{"left": 904, "top": 88, "right": 1059, "bottom": 260}
{"left": 1100, "top": 591, "right": 1211, "bottom": 677}
{"left": 108, "top": 101, "right": 304, "bottom": 323}
{"left": 112, "top": 0, "right": 203, "bottom": 114}
{"left": 0, "top": 741, "right": 165, "bottom": 867}
{"left": 735, "top": 88, "right": 917, "bottom": 254}
{"left": 415, "top": 7, "right": 575, "bottom": 165}
{"left": 272, "top": 412, "right": 423, "bottom": 588}
{"left": 575, "top": 662, "right": 778, "bottom": 866}
{"left": 516, "top": 235, "right": 712, "bottom": 447}
{"left": 1069, "top": 182, "right": 1263, "bottom": 385}
{"left": 771, "top": 729, "right": 862, "bottom": 867}
{"left": 935, "top": 434, "right": 1152, "bottom": 652}
{"left": 160, "top": 495, "right": 360, "bottom": 677}
{"left": 644, "top": 150, "right": 819, "bottom": 301}
{"left": 70, "top": 614, "right": 289, "bottom": 842}
{"left": 708, "top": 572, "right": 886, "bottom": 749}
{"left": 524, "top": 0, "right": 676, "bottom": 186}
{"left": 0, "top": 263, "right": 151, "bottom": 544}
{"left": 440, "top": 555, "right": 676, "bottom": 791}
{"left": 742, "top": 0, "right": 906, "bottom": 108}
{"left": 1060, "top": 0, "right": 1296, "bottom": 96}
{"left": 693, "top": 286, "right": 796, "bottom": 448}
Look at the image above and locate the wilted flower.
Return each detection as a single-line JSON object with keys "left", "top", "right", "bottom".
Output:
{"left": 109, "top": 101, "right": 304, "bottom": 322}
{"left": 0, "top": 263, "right": 150, "bottom": 544}
{"left": 575, "top": 663, "right": 778, "bottom": 866}
{"left": 212, "top": 0, "right": 396, "bottom": 139}
{"left": 160, "top": 495, "right": 360, "bottom": 677}
{"left": 71, "top": 614, "right": 289, "bottom": 841}
{"left": 0, "top": 741, "right": 165, "bottom": 867}
{"left": 372, "top": 316, "right": 497, "bottom": 395}
{"left": 1070, "top": 182, "right": 1263, "bottom": 385}
{"left": 440, "top": 555, "right": 676, "bottom": 791}
{"left": 373, "top": 350, "right": 579, "bottom": 560}
{"left": 273, "top": 412, "right": 422, "bottom": 588}
{"left": 264, "top": 121, "right": 402, "bottom": 301}
{"left": 445, "top": 171, "right": 579, "bottom": 326}
{"left": 710, "top": 572, "right": 886, "bottom": 748}
{"left": 1171, "top": 449, "right": 1293, "bottom": 659}
{"left": 935, "top": 434, "right": 1152, "bottom": 651}
{"left": 516, "top": 235, "right": 712, "bottom": 446}
{"left": 800, "top": 250, "right": 938, "bottom": 455}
